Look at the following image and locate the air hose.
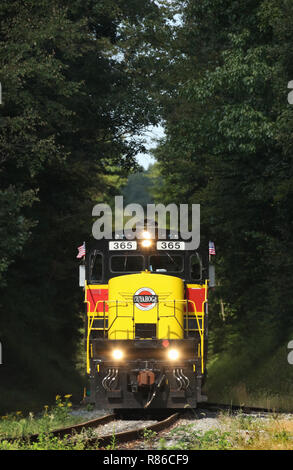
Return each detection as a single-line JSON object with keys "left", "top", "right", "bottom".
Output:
{"left": 144, "top": 373, "right": 166, "bottom": 409}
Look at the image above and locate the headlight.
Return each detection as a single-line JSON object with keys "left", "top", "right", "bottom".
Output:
{"left": 112, "top": 349, "right": 123, "bottom": 360}
{"left": 141, "top": 239, "right": 152, "bottom": 248}
{"left": 167, "top": 348, "right": 179, "bottom": 361}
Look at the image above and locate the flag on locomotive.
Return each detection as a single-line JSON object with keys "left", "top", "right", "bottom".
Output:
{"left": 77, "top": 242, "right": 86, "bottom": 259}
{"left": 209, "top": 241, "right": 215, "bottom": 255}
{"left": 78, "top": 225, "right": 214, "bottom": 409}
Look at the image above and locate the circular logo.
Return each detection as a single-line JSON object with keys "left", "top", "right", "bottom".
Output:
{"left": 133, "top": 287, "right": 158, "bottom": 311}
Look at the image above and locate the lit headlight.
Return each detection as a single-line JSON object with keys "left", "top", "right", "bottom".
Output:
{"left": 141, "top": 239, "right": 152, "bottom": 248}
{"left": 167, "top": 349, "right": 179, "bottom": 361}
{"left": 112, "top": 349, "right": 123, "bottom": 360}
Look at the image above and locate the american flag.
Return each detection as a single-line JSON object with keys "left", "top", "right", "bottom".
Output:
{"left": 77, "top": 242, "right": 86, "bottom": 259}
{"left": 209, "top": 241, "right": 216, "bottom": 255}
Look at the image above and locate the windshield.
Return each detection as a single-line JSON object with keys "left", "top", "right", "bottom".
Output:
{"left": 149, "top": 254, "right": 183, "bottom": 273}
{"left": 110, "top": 255, "right": 144, "bottom": 273}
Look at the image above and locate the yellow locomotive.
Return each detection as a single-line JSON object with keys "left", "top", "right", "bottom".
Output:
{"left": 80, "top": 224, "right": 211, "bottom": 409}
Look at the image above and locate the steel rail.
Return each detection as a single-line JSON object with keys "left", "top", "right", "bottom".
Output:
{"left": 1, "top": 413, "right": 116, "bottom": 443}
{"left": 84, "top": 412, "right": 179, "bottom": 448}
{"left": 202, "top": 402, "right": 290, "bottom": 415}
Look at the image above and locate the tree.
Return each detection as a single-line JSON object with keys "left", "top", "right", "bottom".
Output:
{"left": 0, "top": 0, "right": 164, "bottom": 411}
{"left": 152, "top": 0, "right": 293, "bottom": 357}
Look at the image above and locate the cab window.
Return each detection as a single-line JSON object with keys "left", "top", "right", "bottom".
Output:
{"left": 190, "top": 253, "right": 202, "bottom": 280}
{"left": 90, "top": 251, "right": 103, "bottom": 281}
{"left": 110, "top": 255, "right": 144, "bottom": 273}
{"left": 149, "top": 254, "right": 183, "bottom": 272}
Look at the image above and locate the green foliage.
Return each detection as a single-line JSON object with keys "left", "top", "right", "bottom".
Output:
{"left": 142, "top": 427, "right": 157, "bottom": 446}
{"left": 0, "top": 432, "right": 87, "bottom": 450}
{"left": 152, "top": 0, "right": 293, "bottom": 365}
{"left": 121, "top": 171, "right": 154, "bottom": 208}
{"left": 0, "top": 187, "right": 37, "bottom": 285}
{"left": 120, "top": 163, "right": 163, "bottom": 208}
{"left": 0, "top": 395, "right": 77, "bottom": 439}
{"left": 1, "top": 0, "right": 293, "bottom": 415}
{"left": 192, "top": 430, "right": 232, "bottom": 450}
{"left": 207, "top": 336, "right": 293, "bottom": 411}
{"left": 164, "top": 424, "right": 232, "bottom": 450}
{"left": 0, "top": 0, "right": 163, "bottom": 412}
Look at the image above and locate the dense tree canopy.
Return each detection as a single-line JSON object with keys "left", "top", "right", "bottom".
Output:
{"left": 152, "top": 0, "right": 293, "bottom": 358}
{"left": 0, "top": 0, "right": 163, "bottom": 410}
{"left": 1, "top": 0, "right": 293, "bottom": 410}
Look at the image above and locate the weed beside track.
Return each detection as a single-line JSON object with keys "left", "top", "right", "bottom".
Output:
{"left": 1, "top": 400, "right": 293, "bottom": 450}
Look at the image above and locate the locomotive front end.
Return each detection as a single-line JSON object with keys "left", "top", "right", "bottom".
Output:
{"left": 108, "top": 272, "right": 184, "bottom": 340}
{"left": 82, "top": 230, "right": 209, "bottom": 409}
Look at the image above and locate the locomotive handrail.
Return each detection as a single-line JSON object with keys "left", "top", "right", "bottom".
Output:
{"left": 86, "top": 299, "right": 204, "bottom": 336}
{"left": 86, "top": 300, "right": 132, "bottom": 373}
{"left": 158, "top": 300, "right": 203, "bottom": 329}
{"left": 85, "top": 299, "right": 108, "bottom": 373}
{"left": 187, "top": 300, "right": 204, "bottom": 373}
{"left": 86, "top": 299, "right": 205, "bottom": 373}
{"left": 159, "top": 299, "right": 204, "bottom": 373}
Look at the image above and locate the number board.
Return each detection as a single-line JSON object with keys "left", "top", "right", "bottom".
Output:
{"left": 109, "top": 241, "right": 137, "bottom": 250}
{"left": 157, "top": 241, "right": 185, "bottom": 250}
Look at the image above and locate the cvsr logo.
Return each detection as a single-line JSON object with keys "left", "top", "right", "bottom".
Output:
{"left": 133, "top": 287, "right": 158, "bottom": 311}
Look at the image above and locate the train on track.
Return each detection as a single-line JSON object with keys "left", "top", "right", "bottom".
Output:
{"left": 80, "top": 221, "right": 214, "bottom": 409}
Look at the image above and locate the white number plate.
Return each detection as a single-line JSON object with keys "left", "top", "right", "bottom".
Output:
{"left": 109, "top": 241, "right": 137, "bottom": 250}
{"left": 157, "top": 241, "right": 185, "bottom": 250}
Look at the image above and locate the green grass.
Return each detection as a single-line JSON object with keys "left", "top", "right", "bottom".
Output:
{"left": 0, "top": 433, "right": 88, "bottom": 450}
{"left": 0, "top": 395, "right": 85, "bottom": 441}
{"left": 159, "top": 413, "right": 293, "bottom": 450}
{"left": 205, "top": 338, "right": 293, "bottom": 412}
{"left": 0, "top": 393, "right": 102, "bottom": 450}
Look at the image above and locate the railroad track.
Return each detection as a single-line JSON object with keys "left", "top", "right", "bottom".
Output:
{"left": 202, "top": 402, "right": 289, "bottom": 415}
{"left": 1, "top": 411, "right": 179, "bottom": 448}
{"left": 1, "top": 412, "right": 115, "bottom": 444}
{"left": 2, "top": 402, "right": 288, "bottom": 448}
{"left": 84, "top": 412, "right": 179, "bottom": 448}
